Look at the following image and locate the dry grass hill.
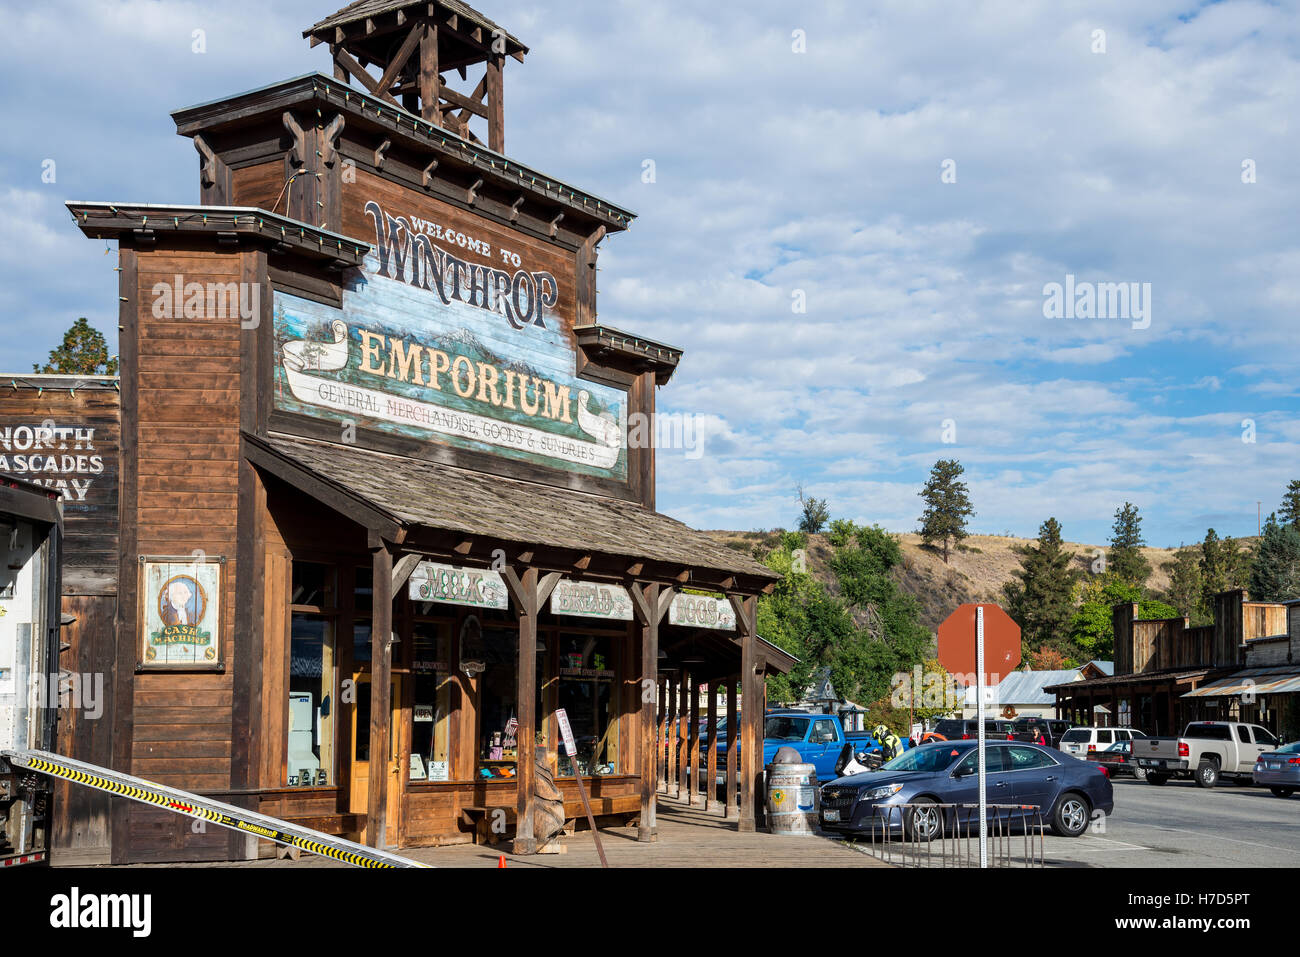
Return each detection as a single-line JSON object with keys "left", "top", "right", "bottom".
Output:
{"left": 706, "top": 530, "right": 1185, "bottom": 633}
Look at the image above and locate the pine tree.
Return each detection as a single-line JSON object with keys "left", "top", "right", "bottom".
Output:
{"left": 1279, "top": 480, "right": 1300, "bottom": 530}
{"left": 1107, "top": 502, "right": 1151, "bottom": 587}
{"left": 917, "top": 459, "right": 974, "bottom": 563}
{"left": 1162, "top": 546, "right": 1206, "bottom": 623}
{"left": 1248, "top": 514, "right": 1300, "bottom": 601}
{"left": 1199, "top": 529, "right": 1252, "bottom": 616}
{"left": 33, "top": 318, "right": 118, "bottom": 375}
{"left": 1003, "top": 517, "right": 1079, "bottom": 651}
{"left": 795, "top": 484, "right": 830, "bottom": 534}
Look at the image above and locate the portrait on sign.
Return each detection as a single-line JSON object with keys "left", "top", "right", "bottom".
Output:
{"left": 138, "top": 556, "right": 223, "bottom": 670}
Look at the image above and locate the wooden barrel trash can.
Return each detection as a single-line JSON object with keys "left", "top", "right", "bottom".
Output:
{"left": 765, "top": 761, "right": 820, "bottom": 835}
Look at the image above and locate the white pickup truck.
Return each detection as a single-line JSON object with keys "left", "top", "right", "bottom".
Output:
{"left": 1135, "top": 721, "right": 1281, "bottom": 787}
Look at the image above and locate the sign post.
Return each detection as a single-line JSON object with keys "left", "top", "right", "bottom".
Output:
{"left": 555, "top": 708, "right": 608, "bottom": 868}
{"left": 937, "top": 602, "right": 1022, "bottom": 871}
{"left": 976, "top": 606, "right": 987, "bottom": 868}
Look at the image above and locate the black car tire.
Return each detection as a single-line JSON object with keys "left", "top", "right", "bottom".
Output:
{"left": 903, "top": 797, "right": 942, "bottom": 843}
{"left": 1146, "top": 772, "right": 1168, "bottom": 785}
{"left": 1270, "top": 787, "right": 1294, "bottom": 798}
{"left": 1196, "top": 759, "right": 1219, "bottom": 789}
{"left": 1050, "top": 791, "right": 1091, "bottom": 837}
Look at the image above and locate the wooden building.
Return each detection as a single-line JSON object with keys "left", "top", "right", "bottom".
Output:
{"left": 0, "top": 377, "right": 119, "bottom": 862}
{"left": 45, "top": 0, "right": 792, "bottom": 863}
{"left": 1047, "top": 590, "right": 1288, "bottom": 735}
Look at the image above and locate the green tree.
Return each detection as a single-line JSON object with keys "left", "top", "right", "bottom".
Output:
{"left": 796, "top": 485, "right": 830, "bottom": 534}
{"left": 917, "top": 459, "right": 974, "bottom": 563}
{"left": 1248, "top": 514, "right": 1300, "bottom": 601}
{"left": 1162, "top": 546, "right": 1207, "bottom": 624}
{"left": 1002, "top": 517, "right": 1080, "bottom": 652}
{"left": 33, "top": 318, "right": 118, "bottom": 375}
{"left": 1068, "top": 577, "right": 1178, "bottom": 661}
{"left": 1107, "top": 502, "right": 1151, "bottom": 587}
{"left": 1279, "top": 480, "right": 1300, "bottom": 530}
{"left": 1199, "top": 529, "right": 1252, "bottom": 615}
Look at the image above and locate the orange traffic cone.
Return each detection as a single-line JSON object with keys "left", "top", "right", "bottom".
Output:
{"left": 498, "top": 855, "right": 507, "bottom": 868}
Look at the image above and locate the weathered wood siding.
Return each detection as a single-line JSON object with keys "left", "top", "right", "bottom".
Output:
{"left": 115, "top": 246, "right": 251, "bottom": 862}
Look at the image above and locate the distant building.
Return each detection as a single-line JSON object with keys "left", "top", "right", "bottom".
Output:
{"left": 962, "top": 665, "right": 1111, "bottom": 720}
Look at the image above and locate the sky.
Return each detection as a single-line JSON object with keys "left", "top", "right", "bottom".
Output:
{"left": 1, "top": 0, "right": 1297, "bottom": 547}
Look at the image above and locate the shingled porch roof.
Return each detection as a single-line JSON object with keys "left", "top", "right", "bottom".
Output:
{"left": 243, "top": 431, "right": 779, "bottom": 595}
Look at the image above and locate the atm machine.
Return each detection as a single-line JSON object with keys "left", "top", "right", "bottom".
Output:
{"left": 0, "top": 476, "right": 62, "bottom": 867}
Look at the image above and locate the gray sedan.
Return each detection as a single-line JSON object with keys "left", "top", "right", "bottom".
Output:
{"left": 1252, "top": 740, "right": 1300, "bottom": 797}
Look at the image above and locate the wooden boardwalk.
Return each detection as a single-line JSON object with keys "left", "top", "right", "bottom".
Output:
{"left": 92, "top": 793, "right": 890, "bottom": 868}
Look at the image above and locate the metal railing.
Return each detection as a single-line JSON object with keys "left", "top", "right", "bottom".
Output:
{"left": 845, "top": 802, "right": 1045, "bottom": 867}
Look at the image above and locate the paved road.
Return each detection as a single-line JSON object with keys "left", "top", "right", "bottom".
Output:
{"left": 1041, "top": 776, "right": 1300, "bottom": 868}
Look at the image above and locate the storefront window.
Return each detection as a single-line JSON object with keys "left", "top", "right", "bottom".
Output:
{"left": 477, "top": 627, "right": 521, "bottom": 779}
{"left": 409, "top": 620, "right": 452, "bottom": 782}
{"left": 288, "top": 611, "right": 336, "bottom": 787}
{"left": 352, "top": 566, "right": 372, "bottom": 664}
{"left": 556, "top": 632, "right": 619, "bottom": 777}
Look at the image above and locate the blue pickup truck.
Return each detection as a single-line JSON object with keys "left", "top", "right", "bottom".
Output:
{"left": 713, "top": 711, "right": 910, "bottom": 782}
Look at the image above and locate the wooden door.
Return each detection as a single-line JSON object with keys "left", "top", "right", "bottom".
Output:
{"left": 348, "top": 673, "right": 404, "bottom": 842}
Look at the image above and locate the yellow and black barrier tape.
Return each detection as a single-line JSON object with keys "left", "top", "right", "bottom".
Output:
{"left": 9, "top": 751, "right": 424, "bottom": 868}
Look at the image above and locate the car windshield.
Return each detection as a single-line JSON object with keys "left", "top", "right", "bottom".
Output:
{"left": 879, "top": 744, "right": 965, "bottom": 773}
{"left": 1104, "top": 740, "right": 1129, "bottom": 752}
{"left": 1184, "top": 724, "right": 1231, "bottom": 741}
{"left": 1061, "top": 729, "right": 1089, "bottom": 743}
{"left": 764, "top": 716, "right": 810, "bottom": 741}
{"left": 1276, "top": 741, "right": 1300, "bottom": 754}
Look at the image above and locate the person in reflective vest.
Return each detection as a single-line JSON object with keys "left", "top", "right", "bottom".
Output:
{"left": 873, "top": 724, "right": 903, "bottom": 762}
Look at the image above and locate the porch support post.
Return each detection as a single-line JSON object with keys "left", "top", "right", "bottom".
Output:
{"left": 667, "top": 676, "right": 678, "bottom": 796}
{"left": 730, "top": 594, "right": 762, "bottom": 832}
{"left": 725, "top": 676, "right": 738, "bottom": 818}
{"left": 630, "top": 582, "right": 674, "bottom": 841}
{"left": 365, "top": 535, "right": 395, "bottom": 848}
{"left": 689, "top": 677, "right": 701, "bottom": 805}
{"left": 706, "top": 681, "right": 718, "bottom": 811}
{"left": 502, "top": 566, "right": 561, "bottom": 855}
{"left": 677, "top": 667, "right": 689, "bottom": 798}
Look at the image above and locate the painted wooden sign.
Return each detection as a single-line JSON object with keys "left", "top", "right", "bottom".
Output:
{"left": 668, "top": 593, "right": 737, "bottom": 631}
{"left": 407, "top": 561, "right": 509, "bottom": 610}
{"left": 139, "top": 556, "right": 223, "bottom": 669}
{"left": 273, "top": 195, "right": 628, "bottom": 481}
{"left": 549, "top": 579, "right": 633, "bottom": 621}
{"left": 0, "top": 382, "right": 120, "bottom": 595}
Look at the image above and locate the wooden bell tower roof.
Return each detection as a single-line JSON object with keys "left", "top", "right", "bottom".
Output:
{"left": 305, "top": 0, "right": 527, "bottom": 152}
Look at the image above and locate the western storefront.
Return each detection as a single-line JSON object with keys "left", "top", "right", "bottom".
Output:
{"left": 42, "top": 0, "right": 792, "bottom": 864}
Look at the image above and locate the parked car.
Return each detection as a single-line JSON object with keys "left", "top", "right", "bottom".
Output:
{"left": 932, "top": 718, "right": 1016, "bottom": 740}
{"left": 1011, "top": 717, "right": 1073, "bottom": 748}
{"left": 711, "top": 710, "right": 852, "bottom": 782}
{"left": 1058, "top": 726, "right": 1146, "bottom": 759}
{"left": 819, "top": 740, "right": 1113, "bottom": 840}
{"left": 1136, "top": 721, "right": 1279, "bottom": 787}
{"left": 1089, "top": 739, "right": 1146, "bottom": 779}
{"left": 1251, "top": 740, "right": 1300, "bottom": 797}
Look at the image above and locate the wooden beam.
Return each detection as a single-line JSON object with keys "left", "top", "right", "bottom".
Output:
{"left": 486, "top": 53, "right": 504, "bottom": 152}
{"left": 706, "top": 681, "right": 718, "bottom": 812}
{"left": 437, "top": 80, "right": 490, "bottom": 119}
{"left": 689, "top": 677, "right": 700, "bottom": 806}
{"left": 725, "top": 676, "right": 738, "bottom": 818}
{"left": 391, "top": 552, "right": 423, "bottom": 592}
{"left": 677, "top": 668, "right": 689, "bottom": 799}
{"left": 365, "top": 543, "right": 395, "bottom": 848}
{"left": 638, "top": 581, "right": 660, "bottom": 841}
{"left": 334, "top": 46, "right": 399, "bottom": 105}
{"left": 504, "top": 565, "right": 540, "bottom": 854}
{"left": 419, "top": 22, "right": 440, "bottom": 123}
{"left": 733, "top": 594, "right": 761, "bottom": 832}
{"left": 466, "top": 177, "right": 483, "bottom": 205}
{"left": 375, "top": 23, "right": 427, "bottom": 96}
{"left": 373, "top": 138, "right": 392, "bottom": 170}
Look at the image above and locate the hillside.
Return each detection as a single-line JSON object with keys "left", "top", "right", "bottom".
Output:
{"left": 707, "top": 530, "right": 1186, "bottom": 633}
